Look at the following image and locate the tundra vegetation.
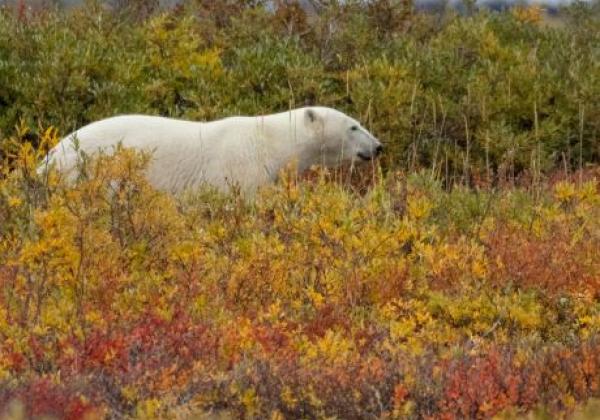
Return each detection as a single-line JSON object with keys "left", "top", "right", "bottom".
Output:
{"left": 0, "top": 0, "right": 599, "bottom": 418}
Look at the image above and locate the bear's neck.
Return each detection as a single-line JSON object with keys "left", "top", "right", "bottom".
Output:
{"left": 251, "top": 113, "right": 325, "bottom": 178}
{"left": 267, "top": 132, "right": 326, "bottom": 176}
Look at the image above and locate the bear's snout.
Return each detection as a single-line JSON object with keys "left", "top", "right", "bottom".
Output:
{"left": 356, "top": 136, "right": 383, "bottom": 161}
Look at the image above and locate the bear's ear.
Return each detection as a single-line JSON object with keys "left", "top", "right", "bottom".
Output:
{"left": 304, "top": 108, "right": 320, "bottom": 125}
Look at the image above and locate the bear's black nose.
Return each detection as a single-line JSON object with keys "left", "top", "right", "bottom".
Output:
{"left": 375, "top": 144, "right": 384, "bottom": 154}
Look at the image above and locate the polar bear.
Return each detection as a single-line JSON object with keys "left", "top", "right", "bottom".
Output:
{"left": 41, "top": 106, "right": 383, "bottom": 193}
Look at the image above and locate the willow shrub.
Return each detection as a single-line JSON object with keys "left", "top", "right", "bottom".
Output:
{"left": 0, "top": 1, "right": 598, "bottom": 182}
{"left": 0, "top": 134, "right": 599, "bottom": 417}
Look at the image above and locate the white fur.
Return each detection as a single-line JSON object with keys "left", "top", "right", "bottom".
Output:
{"left": 42, "top": 106, "right": 382, "bottom": 193}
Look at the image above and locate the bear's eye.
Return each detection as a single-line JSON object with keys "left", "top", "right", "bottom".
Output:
{"left": 350, "top": 126, "right": 359, "bottom": 131}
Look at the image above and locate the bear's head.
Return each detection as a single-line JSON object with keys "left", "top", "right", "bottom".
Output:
{"left": 304, "top": 107, "right": 383, "bottom": 166}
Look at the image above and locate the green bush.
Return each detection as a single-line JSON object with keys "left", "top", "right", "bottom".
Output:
{"left": 0, "top": 0, "right": 598, "bottom": 184}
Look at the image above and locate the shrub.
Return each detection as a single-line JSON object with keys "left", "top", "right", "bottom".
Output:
{"left": 0, "top": 136, "right": 598, "bottom": 417}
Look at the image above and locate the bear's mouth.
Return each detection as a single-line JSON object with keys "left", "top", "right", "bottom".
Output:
{"left": 357, "top": 152, "right": 373, "bottom": 161}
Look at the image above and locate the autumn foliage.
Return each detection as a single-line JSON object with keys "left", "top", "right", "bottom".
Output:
{"left": 0, "top": 125, "right": 599, "bottom": 418}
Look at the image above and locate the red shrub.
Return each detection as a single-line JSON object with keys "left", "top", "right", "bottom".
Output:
{"left": 485, "top": 223, "right": 599, "bottom": 295}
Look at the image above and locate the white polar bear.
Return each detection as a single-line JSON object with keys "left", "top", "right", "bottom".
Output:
{"left": 41, "top": 106, "right": 383, "bottom": 193}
